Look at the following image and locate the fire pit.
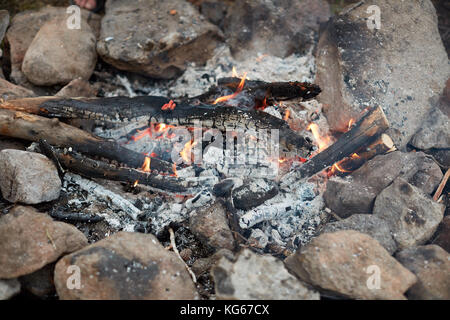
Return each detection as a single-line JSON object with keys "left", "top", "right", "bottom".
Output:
{"left": 0, "top": 0, "right": 449, "bottom": 302}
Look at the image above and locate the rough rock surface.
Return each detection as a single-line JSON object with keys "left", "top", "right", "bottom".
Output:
{"left": 19, "top": 263, "right": 55, "bottom": 298}
{"left": 410, "top": 106, "right": 450, "bottom": 150}
{"left": 191, "top": 249, "right": 234, "bottom": 277}
{"left": 0, "top": 10, "right": 9, "bottom": 45}
{"left": 5, "top": 6, "right": 100, "bottom": 85}
{"left": 285, "top": 230, "right": 417, "bottom": 299}
{"left": 0, "top": 78, "right": 36, "bottom": 100}
{"left": 54, "top": 232, "right": 199, "bottom": 300}
{"left": 315, "top": 0, "right": 450, "bottom": 148}
{"left": 223, "top": 0, "right": 330, "bottom": 59}
{"left": 373, "top": 178, "right": 445, "bottom": 250}
{"left": 189, "top": 200, "right": 234, "bottom": 251}
{"left": 22, "top": 17, "right": 97, "bottom": 86}
{"left": 433, "top": 216, "right": 450, "bottom": 252}
{"left": 321, "top": 214, "right": 397, "bottom": 254}
{"left": 0, "top": 279, "right": 20, "bottom": 300}
{"left": 396, "top": 245, "right": 450, "bottom": 300}
{"left": 0, "top": 206, "right": 88, "bottom": 279}
{"left": 55, "top": 78, "right": 97, "bottom": 97}
{"left": 0, "top": 149, "right": 61, "bottom": 204}
{"left": 212, "top": 249, "right": 319, "bottom": 300}
{"left": 96, "top": 0, "right": 223, "bottom": 79}
{"left": 324, "top": 151, "right": 443, "bottom": 216}
{"left": 232, "top": 179, "right": 278, "bottom": 211}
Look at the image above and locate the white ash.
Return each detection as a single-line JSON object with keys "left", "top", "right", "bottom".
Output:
{"left": 238, "top": 182, "right": 326, "bottom": 248}
{"left": 103, "top": 45, "right": 316, "bottom": 99}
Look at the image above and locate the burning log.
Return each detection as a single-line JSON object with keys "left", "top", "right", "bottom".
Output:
{"left": 189, "top": 78, "right": 322, "bottom": 104}
{"left": 0, "top": 96, "right": 313, "bottom": 155}
{"left": 0, "top": 109, "right": 175, "bottom": 174}
{"left": 332, "top": 133, "right": 395, "bottom": 173}
{"left": 281, "top": 106, "right": 390, "bottom": 186}
{"left": 53, "top": 149, "right": 217, "bottom": 195}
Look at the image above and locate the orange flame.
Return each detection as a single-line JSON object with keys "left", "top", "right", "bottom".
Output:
{"left": 283, "top": 109, "right": 290, "bottom": 121}
{"left": 213, "top": 72, "right": 247, "bottom": 105}
{"left": 180, "top": 140, "right": 198, "bottom": 163}
{"left": 141, "top": 157, "right": 151, "bottom": 172}
{"left": 307, "top": 123, "right": 332, "bottom": 152}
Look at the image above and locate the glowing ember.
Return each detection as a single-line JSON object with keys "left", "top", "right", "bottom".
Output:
{"left": 133, "top": 180, "right": 139, "bottom": 187}
{"left": 213, "top": 72, "right": 247, "bottom": 105}
{"left": 348, "top": 118, "right": 355, "bottom": 130}
{"left": 141, "top": 157, "right": 151, "bottom": 172}
{"left": 171, "top": 163, "right": 178, "bottom": 177}
{"left": 307, "top": 123, "right": 332, "bottom": 152}
{"left": 161, "top": 100, "right": 176, "bottom": 111}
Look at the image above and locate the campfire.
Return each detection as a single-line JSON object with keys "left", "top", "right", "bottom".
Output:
{"left": 0, "top": 0, "right": 448, "bottom": 302}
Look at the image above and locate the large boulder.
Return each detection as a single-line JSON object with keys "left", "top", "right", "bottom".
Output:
{"left": 0, "top": 149, "right": 61, "bottom": 204}
{"left": 285, "top": 230, "right": 417, "bottom": 299}
{"left": 373, "top": 178, "right": 445, "bottom": 250}
{"left": 223, "top": 0, "right": 330, "bottom": 59}
{"left": 0, "top": 206, "right": 88, "bottom": 279}
{"left": 54, "top": 232, "right": 199, "bottom": 300}
{"left": 22, "top": 16, "right": 97, "bottom": 86}
{"left": 315, "top": 0, "right": 450, "bottom": 148}
{"left": 4, "top": 6, "right": 100, "bottom": 85}
{"left": 96, "top": 0, "right": 223, "bottom": 79}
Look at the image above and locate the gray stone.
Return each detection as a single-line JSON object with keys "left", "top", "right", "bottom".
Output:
{"left": 285, "top": 230, "right": 417, "bottom": 299}
{"left": 96, "top": 0, "right": 223, "bottom": 79}
{"left": 396, "top": 245, "right": 450, "bottom": 300}
{"left": 212, "top": 248, "right": 319, "bottom": 300}
{"left": 324, "top": 151, "right": 443, "bottom": 216}
{"left": 0, "top": 10, "right": 9, "bottom": 45}
{"left": 22, "top": 17, "right": 97, "bottom": 86}
{"left": 5, "top": 6, "right": 101, "bottom": 85}
{"left": 410, "top": 106, "right": 450, "bottom": 150}
{"left": 0, "top": 279, "right": 20, "bottom": 300}
{"left": 223, "top": 0, "right": 330, "bottom": 59}
{"left": 433, "top": 216, "right": 450, "bottom": 252}
{"left": 0, "top": 149, "right": 61, "bottom": 204}
{"left": 0, "top": 206, "right": 88, "bottom": 279}
{"left": 191, "top": 249, "right": 234, "bottom": 277}
{"left": 189, "top": 200, "right": 235, "bottom": 251}
{"left": 56, "top": 78, "right": 97, "bottom": 98}
{"left": 315, "top": 0, "right": 450, "bottom": 148}
{"left": 54, "top": 232, "right": 199, "bottom": 300}
{"left": 373, "top": 178, "right": 445, "bottom": 249}
{"left": 321, "top": 214, "right": 397, "bottom": 254}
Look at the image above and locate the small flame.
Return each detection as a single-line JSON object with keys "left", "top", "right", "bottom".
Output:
{"left": 232, "top": 66, "right": 238, "bottom": 78}
{"left": 133, "top": 180, "right": 139, "bottom": 187}
{"left": 172, "top": 163, "right": 178, "bottom": 177}
{"left": 348, "top": 118, "right": 355, "bottom": 130}
{"left": 307, "top": 123, "right": 332, "bottom": 152}
{"left": 141, "top": 157, "right": 151, "bottom": 172}
{"left": 213, "top": 72, "right": 247, "bottom": 105}
{"left": 180, "top": 140, "right": 198, "bottom": 163}
{"left": 283, "top": 109, "right": 290, "bottom": 121}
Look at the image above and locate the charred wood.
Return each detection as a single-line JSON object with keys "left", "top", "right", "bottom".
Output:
{"left": 0, "top": 109, "right": 175, "bottom": 174}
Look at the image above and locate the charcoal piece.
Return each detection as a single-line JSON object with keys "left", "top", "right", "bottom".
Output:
{"left": 232, "top": 179, "right": 278, "bottom": 211}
